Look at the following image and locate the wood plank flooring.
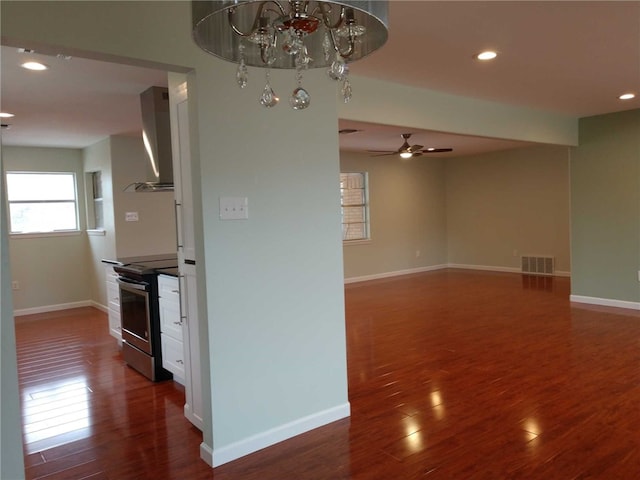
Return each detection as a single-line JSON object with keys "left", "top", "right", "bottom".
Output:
{"left": 15, "top": 269, "right": 640, "bottom": 479}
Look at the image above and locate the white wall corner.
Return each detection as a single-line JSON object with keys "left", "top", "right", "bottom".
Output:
{"left": 211, "top": 403, "right": 350, "bottom": 468}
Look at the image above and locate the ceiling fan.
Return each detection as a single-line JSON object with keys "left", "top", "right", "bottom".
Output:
{"left": 368, "top": 133, "right": 453, "bottom": 158}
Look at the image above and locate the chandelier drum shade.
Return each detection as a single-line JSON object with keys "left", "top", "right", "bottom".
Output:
{"left": 192, "top": 1, "right": 388, "bottom": 109}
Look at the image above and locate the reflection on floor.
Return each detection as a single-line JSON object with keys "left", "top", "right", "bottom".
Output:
{"left": 15, "top": 269, "right": 640, "bottom": 479}
{"left": 22, "top": 375, "right": 92, "bottom": 453}
{"left": 15, "top": 307, "right": 209, "bottom": 479}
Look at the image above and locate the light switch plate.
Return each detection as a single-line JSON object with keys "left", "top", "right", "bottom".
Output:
{"left": 219, "top": 197, "right": 248, "bottom": 220}
{"left": 125, "top": 211, "right": 139, "bottom": 222}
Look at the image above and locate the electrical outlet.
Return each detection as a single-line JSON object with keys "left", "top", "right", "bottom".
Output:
{"left": 12, "top": 281, "right": 19, "bottom": 290}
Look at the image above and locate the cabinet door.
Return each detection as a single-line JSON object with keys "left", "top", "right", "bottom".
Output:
{"left": 159, "top": 295, "right": 182, "bottom": 341}
{"left": 181, "top": 266, "right": 204, "bottom": 430}
{"left": 170, "top": 81, "right": 196, "bottom": 262}
{"left": 105, "top": 265, "right": 121, "bottom": 341}
{"left": 161, "top": 333, "right": 185, "bottom": 382}
{"left": 158, "top": 275, "right": 182, "bottom": 341}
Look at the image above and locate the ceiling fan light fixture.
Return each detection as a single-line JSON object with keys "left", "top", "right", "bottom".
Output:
{"left": 475, "top": 50, "right": 497, "bottom": 61}
{"left": 192, "top": 1, "right": 388, "bottom": 109}
{"left": 21, "top": 61, "right": 48, "bottom": 71}
{"left": 399, "top": 151, "right": 413, "bottom": 159}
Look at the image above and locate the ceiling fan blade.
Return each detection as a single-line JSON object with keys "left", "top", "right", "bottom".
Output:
{"left": 408, "top": 144, "right": 424, "bottom": 152}
{"left": 425, "top": 148, "right": 453, "bottom": 153}
{"left": 370, "top": 152, "right": 396, "bottom": 157}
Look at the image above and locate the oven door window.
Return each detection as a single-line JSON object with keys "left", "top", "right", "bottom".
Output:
{"left": 119, "top": 285, "right": 152, "bottom": 354}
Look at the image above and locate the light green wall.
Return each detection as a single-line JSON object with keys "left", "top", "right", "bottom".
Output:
{"left": 446, "top": 145, "right": 571, "bottom": 273}
{"left": 340, "top": 76, "right": 578, "bottom": 147}
{"left": 570, "top": 109, "right": 640, "bottom": 302}
{"left": 1, "top": 151, "right": 26, "bottom": 480}
{"left": 341, "top": 151, "right": 447, "bottom": 280}
{"left": 5, "top": 147, "right": 92, "bottom": 312}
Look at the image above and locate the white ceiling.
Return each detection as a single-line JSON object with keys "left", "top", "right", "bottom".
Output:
{"left": 1, "top": 1, "right": 639, "bottom": 156}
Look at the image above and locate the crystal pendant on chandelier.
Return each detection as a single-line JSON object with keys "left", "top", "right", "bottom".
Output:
{"left": 236, "top": 44, "right": 248, "bottom": 88}
{"left": 282, "top": 29, "right": 304, "bottom": 56}
{"left": 290, "top": 66, "right": 310, "bottom": 110}
{"left": 260, "top": 69, "right": 279, "bottom": 108}
{"left": 327, "top": 54, "right": 348, "bottom": 81}
{"left": 236, "top": 58, "right": 248, "bottom": 88}
{"left": 341, "top": 77, "right": 352, "bottom": 103}
{"left": 322, "top": 31, "right": 332, "bottom": 62}
{"left": 290, "top": 87, "right": 311, "bottom": 110}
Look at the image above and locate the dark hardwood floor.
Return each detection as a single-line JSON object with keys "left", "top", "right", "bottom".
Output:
{"left": 15, "top": 269, "right": 640, "bottom": 479}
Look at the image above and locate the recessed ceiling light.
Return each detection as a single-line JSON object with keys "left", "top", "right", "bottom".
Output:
{"left": 618, "top": 93, "right": 635, "bottom": 100}
{"left": 0, "top": 112, "right": 15, "bottom": 118}
{"left": 21, "top": 61, "right": 48, "bottom": 71}
{"left": 427, "top": 147, "right": 436, "bottom": 152}
{"left": 475, "top": 51, "right": 498, "bottom": 61}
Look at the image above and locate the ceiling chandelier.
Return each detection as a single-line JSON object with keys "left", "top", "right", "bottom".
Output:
{"left": 192, "top": 1, "right": 388, "bottom": 110}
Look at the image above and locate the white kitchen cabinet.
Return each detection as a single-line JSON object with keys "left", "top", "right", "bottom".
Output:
{"left": 180, "top": 265, "right": 204, "bottom": 430}
{"left": 158, "top": 274, "right": 185, "bottom": 384}
{"left": 104, "top": 264, "right": 122, "bottom": 343}
{"left": 169, "top": 79, "right": 204, "bottom": 431}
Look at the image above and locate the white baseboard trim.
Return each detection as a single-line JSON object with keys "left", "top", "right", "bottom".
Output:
{"left": 345, "top": 264, "right": 571, "bottom": 284}
{"left": 14, "top": 300, "right": 95, "bottom": 318}
{"left": 92, "top": 301, "right": 108, "bottom": 313}
{"left": 570, "top": 295, "right": 640, "bottom": 311}
{"left": 344, "top": 265, "right": 447, "bottom": 284}
{"left": 211, "top": 402, "right": 351, "bottom": 467}
{"left": 447, "top": 263, "right": 521, "bottom": 274}
{"left": 200, "top": 441, "right": 214, "bottom": 467}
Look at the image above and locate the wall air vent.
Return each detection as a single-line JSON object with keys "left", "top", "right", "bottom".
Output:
{"left": 521, "top": 256, "right": 554, "bottom": 276}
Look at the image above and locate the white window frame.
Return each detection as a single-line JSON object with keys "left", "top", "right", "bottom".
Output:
{"left": 6, "top": 171, "right": 80, "bottom": 236}
{"left": 85, "top": 170, "right": 105, "bottom": 233}
{"left": 340, "top": 172, "right": 370, "bottom": 243}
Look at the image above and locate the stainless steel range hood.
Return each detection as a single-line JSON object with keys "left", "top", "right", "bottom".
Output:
{"left": 135, "top": 86, "right": 173, "bottom": 192}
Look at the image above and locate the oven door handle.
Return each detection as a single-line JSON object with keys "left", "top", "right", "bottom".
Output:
{"left": 116, "top": 277, "right": 149, "bottom": 291}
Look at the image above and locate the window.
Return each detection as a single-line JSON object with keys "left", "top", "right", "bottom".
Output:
{"left": 86, "top": 171, "right": 104, "bottom": 230}
{"left": 340, "top": 172, "right": 369, "bottom": 241}
{"left": 6, "top": 172, "right": 79, "bottom": 234}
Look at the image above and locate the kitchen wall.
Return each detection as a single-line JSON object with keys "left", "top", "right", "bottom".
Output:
{"left": 5, "top": 146, "right": 92, "bottom": 314}
{"left": 570, "top": 108, "right": 640, "bottom": 305}
{"left": 109, "top": 135, "right": 176, "bottom": 258}
{"left": 446, "top": 145, "right": 571, "bottom": 274}
{"left": 341, "top": 151, "right": 447, "bottom": 281}
{"left": 5, "top": 136, "right": 177, "bottom": 314}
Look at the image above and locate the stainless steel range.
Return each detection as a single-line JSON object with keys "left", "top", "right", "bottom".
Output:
{"left": 113, "top": 256, "right": 178, "bottom": 381}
